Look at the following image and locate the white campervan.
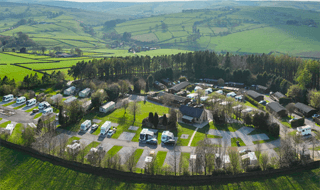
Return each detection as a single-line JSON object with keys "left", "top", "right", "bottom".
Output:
{"left": 296, "top": 126, "right": 312, "bottom": 136}
{"left": 3, "top": 94, "right": 14, "bottom": 102}
{"left": 16, "top": 96, "right": 26, "bottom": 104}
{"left": 100, "top": 121, "right": 111, "bottom": 135}
{"left": 26, "top": 98, "right": 37, "bottom": 107}
{"left": 80, "top": 120, "right": 92, "bottom": 131}
{"left": 43, "top": 107, "right": 53, "bottom": 115}
{"left": 39, "top": 102, "right": 51, "bottom": 110}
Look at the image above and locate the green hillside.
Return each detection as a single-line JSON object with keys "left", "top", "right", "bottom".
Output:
{"left": 112, "top": 6, "right": 320, "bottom": 56}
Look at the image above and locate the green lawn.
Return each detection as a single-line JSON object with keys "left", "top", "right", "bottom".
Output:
{"left": 231, "top": 137, "right": 246, "bottom": 147}
{"left": 66, "top": 136, "right": 81, "bottom": 145}
{"left": 133, "top": 149, "right": 144, "bottom": 167}
{"left": 210, "top": 122, "right": 243, "bottom": 132}
{"left": 34, "top": 113, "right": 43, "bottom": 119}
{"left": 26, "top": 106, "right": 38, "bottom": 113}
{"left": 13, "top": 104, "right": 25, "bottom": 110}
{"left": 155, "top": 151, "right": 167, "bottom": 168}
{"left": 1, "top": 145, "right": 320, "bottom": 189}
{"left": 176, "top": 123, "right": 196, "bottom": 146}
{"left": 77, "top": 141, "right": 101, "bottom": 161}
{"left": 107, "top": 146, "right": 123, "bottom": 157}
{"left": 7, "top": 123, "right": 24, "bottom": 145}
{"left": 0, "top": 121, "right": 11, "bottom": 128}
{"left": 2, "top": 101, "right": 15, "bottom": 107}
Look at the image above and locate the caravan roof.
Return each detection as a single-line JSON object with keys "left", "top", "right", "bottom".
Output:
{"left": 64, "top": 96, "right": 77, "bottom": 104}
{"left": 101, "top": 101, "right": 115, "bottom": 109}
{"left": 297, "top": 125, "right": 311, "bottom": 131}
{"left": 101, "top": 121, "right": 111, "bottom": 130}
{"left": 80, "top": 88, "right": 90, "bottom": 94}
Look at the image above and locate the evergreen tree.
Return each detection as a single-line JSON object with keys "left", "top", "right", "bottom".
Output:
{"left": 153, "top": 112, "right": 159, "bottom": 129}
{"left": 162, "top": 114, "right": 167, "bottom": 126}
{"left": 148, "top": 112, "right": 154, "bottom": 123}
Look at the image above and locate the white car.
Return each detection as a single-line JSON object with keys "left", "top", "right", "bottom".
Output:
{"left": 107, "top": 130, "right": 115, "bottom": 137}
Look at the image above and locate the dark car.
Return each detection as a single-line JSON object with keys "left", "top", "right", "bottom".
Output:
{"left": 259, "top": 100, "right": 267, "bottom": 105}
{"left": 32, "top": 109, "right": 39, "bottom": 113}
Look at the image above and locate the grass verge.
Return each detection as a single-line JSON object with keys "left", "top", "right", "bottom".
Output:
{"left": 26, "top": 106, "right": 38, "bottom": 113}
{"left": 34, "top": 113, "right": 42, "bottom": 119}
{"left": 14, "top": 104, "right": 25, "bottom": 110}
{"left": 107, "top": 146, "right": 123, "bottom": 157}
{"left": 0, "top": 121, "right": 11, "bottom": 128}
{"left": 2, "top": 101, "right": 15, "bottom": 107}
{"left": 155, "top": 151, "right": 167, "bottom": 168}
{"left": 231, "top": 137, "right": 246, "bottom": 147}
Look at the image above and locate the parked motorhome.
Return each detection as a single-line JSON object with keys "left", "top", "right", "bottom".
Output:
{"left": 16, "top": 96, "right": 26, "bottom": 104}
{"left": 43, "top": 107, "right": 53, "bottom": 115}
{"left": 99, "top": 101, "right": 115, "bottom": 113}
{"left": 100, "top": 121, "right": 112, "bottom": 135}
{"left": 26, "top": 98, "right": 37, "bottom": 107}
{"left": 64, "top": 86, "right": 76, "bottom": 95}
{"left": 79, "top": 88, "right": 91, "bottom": 98}
{"left": 3, "top": 94, "right": 14, "bottom": 102}
{"left": 80, "top": 120, "right": 92, "bottom": 131}
{"left": 161, "top": 131, "right": 175, "bottom": 144}
{"left": 296, "top": 126, "right": 312, "bottom": 136}
{"left": 39, "top": 101, "right": 51, "bottom": 110}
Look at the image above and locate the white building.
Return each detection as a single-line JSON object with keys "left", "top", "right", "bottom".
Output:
{"left": 241, "top": 152, "right": 258, "bottom": 165}
{"left": 99, "top": 101, "right": 115, "bottom": 113}
{"left": 79, "top": 88, "right": 90, "bottom": 98}
{"left": 296, "top": 125, "right": 312, "bottom": 136}
{"left": 4, "top": 124, "right": 15, "bottom": 135}
{"left": 64, "top": 86, "right": 76, "bottom": 95}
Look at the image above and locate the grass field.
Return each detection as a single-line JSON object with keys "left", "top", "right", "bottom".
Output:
{"left": 1, "top": 145, "right": 320, "bottom": 189}
{"left": 231, "top": 137, "right": 246, "bottom": 147}
{"left": 155, "top": 151, "right": 167, "bottom": 168}
{"left": 107, "top": 145, "right": 123, "bottom": 157}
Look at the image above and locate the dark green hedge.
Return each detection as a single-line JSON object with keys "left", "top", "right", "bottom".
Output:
{"left": 291, "top": 117, "right": 305, "bottom": 128}
{"left": 245, "top": 95, "right": 264, "bottom": 110}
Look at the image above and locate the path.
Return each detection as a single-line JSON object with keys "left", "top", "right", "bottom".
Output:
{"left": 188, "top": 127, "right": 199, "bottom": 147}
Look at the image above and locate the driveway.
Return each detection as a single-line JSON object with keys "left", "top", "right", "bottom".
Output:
{"left": 0, "top": 105, "right": 34, "bottom": 123}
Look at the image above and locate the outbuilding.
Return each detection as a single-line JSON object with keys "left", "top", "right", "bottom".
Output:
{"left": 294, "top": 102, "right": 317, "bottom": 118}
{"left": 266, "top": 102, "right": 287, "bottom": 117}
{"left": 168, "top": 81, "right": 190, "bottom": 94}
{"left": 246, "top": 90, "right": 264, "bottom": 102}
{"left": 256, "top": 85, "right": 268, "bottom": 94}
{"left": 99, "top": 101, "right": 115, "bottom": 113}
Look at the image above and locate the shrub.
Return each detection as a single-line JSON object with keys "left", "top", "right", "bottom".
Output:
{"left": 291, "top": 117, "right": 305, "bottom": 128}
{"left": 179, "top": 76, "right": 187, "bottom": 82}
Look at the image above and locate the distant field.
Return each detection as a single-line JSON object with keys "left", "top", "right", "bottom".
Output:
{"left": 0, "top": 65, "right": 43, "bottom": 82}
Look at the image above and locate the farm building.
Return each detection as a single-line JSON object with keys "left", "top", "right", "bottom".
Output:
{"left": 256, "top": 85, "right": 269, "bottom": 94}
{"left": 168, "top": 81, "right": 190, "bottom": 94}
{"left": 294, "top": 102, "right": 317, "bottom": 118}
{"left": 266, "top": 102, "right": 287, "bottom": 117}
{"left": 202, "top": 78, "right": 218, "bottom": 85}
{"left": 179, "top": 105, "right": 207, "bottom": 124}
{"left": 64, "top": 86, "right": 76, "bottom": 95}
{"left": 99, "top": 101, "right": 115, "bottom": 113}
{"left": 246, "top": 90, "right": 264, "bottom": 102}
{"left": 272, "top": 92, "right": 286, "bottom": 101}
{"left": 79, "top": 88, "right": 91, "bottom": 98}
{"left": 64, "top": 96, "right": 77, "bottom": 105}
{"left": 157, "top": 92, "right": 190, "bottom": 105}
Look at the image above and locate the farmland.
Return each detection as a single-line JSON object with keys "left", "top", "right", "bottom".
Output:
{"left": 1, "top": 145, "right": 320, "bottom": 189}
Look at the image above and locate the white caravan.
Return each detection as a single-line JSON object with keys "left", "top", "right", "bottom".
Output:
{"left": 79, "top": 88, "right": 91, "bottom": 98}
{"left": 16, "top": 96, "right": 26, "bottom": 104}
{"left": 39, "top": 102, "right": 51, "bottom": 110}
{"left": 3, "top": 94, "right": 14, "bottom": 102}
{"left": 80, "top": 120, "right": 92, "bottom": 131}
{"left": 296, "top": 126, "right": 312, "bottom": 136}
{"left": 43, "top": 107, "right": 53, "bottom": 115}
{"left": 100, "top": 121, "right": 111, "bottom": 135}
{"left": 26, "top": 98, "right": 37, "bottom": 107}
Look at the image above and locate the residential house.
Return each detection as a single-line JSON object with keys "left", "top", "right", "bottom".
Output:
{"left": 246, "top": 90, "right": 264, "bottom": 102}
{"left": 272, "top": 92, "right": 286, "bottom": 101}
{"left": 179, "top": 105, "right": 207, "bottom": 124}
{"left": 266, "top": 102, "right": 287, "bottom": 117}
{"left": 294, "top": 102, "right": 317, "bottom": 117}
{"left": 168, "top": 81, "right": 190, "bottom": 94}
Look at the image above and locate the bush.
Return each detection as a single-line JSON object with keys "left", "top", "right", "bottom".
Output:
{"left": 291, "top": 117, "right": 305, "bottom": 128}
{"left": 279, "top": 97, "right": 292, "bottom": 106}
{"left": 179, "top": 76, "right": 187, "bottom": 82}
{"left": 268, "top": 123, "right": 280, "bottom": 137}
{"left": 245, "top": 95, "right": 264, "bottom": 110}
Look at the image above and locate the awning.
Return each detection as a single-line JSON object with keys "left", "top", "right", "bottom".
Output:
{"left": 182, "top": 115, "right": 193, "bottom": 121}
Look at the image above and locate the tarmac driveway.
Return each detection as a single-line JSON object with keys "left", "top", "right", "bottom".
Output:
{"left": 0, "top": 105, "right": 34, "bottom": 123}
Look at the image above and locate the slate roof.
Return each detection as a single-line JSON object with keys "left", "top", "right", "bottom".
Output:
{"left": 257, "top": 85, "right": 268, "bottom": 90}
{"left": 179, "top": 105, "right": 204, "bottom": 118}
{"left": 247, "top": 90, "right": 263, "bottom": 99}
{"left": 266, "top": 102, "right": 286, "bottom": 113}
{"left": 295, "top": 102, "right": 316, "bottom": 113}
{"left": 274, "top": 92, "right": 286, "bottom": 99}
{"left": 158, "top": 92, "right": 189, "bottom": 103}
{"left": 169, "top": 81, "right": 190, "bottom": 92}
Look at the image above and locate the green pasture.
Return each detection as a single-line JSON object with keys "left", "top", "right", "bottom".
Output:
{"left": 176, "top": 123, "right": 196, "bottom": 146}
{"left": 0, "top": 65, "right": 43, "bottom": 82}
{"left": 1, "top": 145, "right": 320, "bottom": 189}
{"left": 0, "top": 53, "right": 46, "bottom": 64}
{"left": 25, "top": 59, "right": 93, "bottom": 70}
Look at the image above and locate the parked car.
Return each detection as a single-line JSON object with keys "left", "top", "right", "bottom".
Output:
{"left": 107, "top": 129, "right": 115, "bottom": 137}
{"left": 239, "top": 149, "right": 251, "bottom": 154}
{"left": 289, "top": 118, "right": 297, "bottom": 123}
{"left": 259, "top": 100, "right": 267, "bottom": 105}
{"left": 146, "top": 138, "right": 158, "bottom": 145}
{"left": 91, "top": 124, "right": 98, "bottom": 131}
{"left": 32, "top": 109, "right": 39, "bottom": 113}
{"left": 312, "top": 114, "right": 320, "bottom": 121}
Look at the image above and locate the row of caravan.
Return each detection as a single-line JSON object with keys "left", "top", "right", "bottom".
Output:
{"left": 3, "top": 94, "right": 37, "bottom": 106}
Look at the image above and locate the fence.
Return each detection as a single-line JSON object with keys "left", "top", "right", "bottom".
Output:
{"left": 1, "top": 139, "right": 319, "bottom": 186}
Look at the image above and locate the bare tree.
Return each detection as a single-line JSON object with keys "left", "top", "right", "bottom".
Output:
{"left": 78, "top": 142, "right": 87, "bottom": 163}
{"left": 128, "top": 101, "right": 141, "bottom": 122}
{"left": 58, "top": 134, "right": 69, "bottom": 158}
{"left": 126, "top": 151, "right": 136, "bottom": 172}
{"left": 255, "top": 141, "right": 262, "bottom": 162}
{"left": 228, "top": 149, "right": 241, "bottom": 175}
{"left": 259, "top": 152, "right": 269, "bottom": 171}
{"left": 21, "top": 125, "right": 36, "bottom": 147}
{"left": 195, "top": 138, "right": 214, "bottom": 175}
{"left": 286, "top": 103, "right": 295, "bottom": 118}
{"left": 122, "top": 99, "right": 129, "bottom": 114}
{"left": 138, "top": 78, "right": 146, "bottom": 93}
{"left": 196, "top": 89, "right": 205, "bottom": 105}
{"left": 172, "top": 145, "right": 181, "bottom": 176}
{"left": 162, "top": 93, "right": 175, "bottom": 110}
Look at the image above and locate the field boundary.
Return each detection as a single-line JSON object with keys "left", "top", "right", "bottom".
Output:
{"left": 1, "top": 139, "right": 319, "bottom": 186}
